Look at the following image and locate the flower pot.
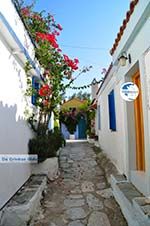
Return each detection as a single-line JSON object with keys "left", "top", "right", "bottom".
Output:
{"left": 69, "top": 134, "right": 75, "bottom": 140}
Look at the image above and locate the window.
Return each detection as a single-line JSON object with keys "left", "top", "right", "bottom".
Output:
{"left": 98, "top": 105, "right": 101, "bottom": 130}
{"left": 108, "top": 90, "right": 116, "bottom": 131}
{"left": 31, "top": 76, "right": 39, "bottom": 105}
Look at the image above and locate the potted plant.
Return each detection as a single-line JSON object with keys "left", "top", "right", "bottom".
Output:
{"left": 28, "top": 127, "right": 65, "bottom": 162}
{"left": 66, "top": 115, "right": 77, "bottom": 139}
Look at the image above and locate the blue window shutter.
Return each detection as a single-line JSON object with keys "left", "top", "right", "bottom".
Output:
{"left": 108, "top": 90, "right": 116, "bottom": 131}
{"left": 31, "top": 76, "right": 39, "bottom": 105}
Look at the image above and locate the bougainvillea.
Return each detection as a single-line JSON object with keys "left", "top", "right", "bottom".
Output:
{"left": 36, "top": 32, "right": 59, "bottom": 49}
{"left": 20, "top": 2, "right": 81, "bottom": 133}
{"left": 21, "top": 7, "right": 30, "bottom": 17}
{"left": 63, "top": 55, "right": 79, "bottom": 70}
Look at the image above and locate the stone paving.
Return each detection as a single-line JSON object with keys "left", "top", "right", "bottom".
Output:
{"left": 32, "top": 141, "right": 128, "bottom": 226}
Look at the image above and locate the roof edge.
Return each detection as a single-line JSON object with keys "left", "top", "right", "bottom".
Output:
{"left": 96, "top": 62, "right": 113, "bottom": 95}
{"left": 110, "top": 0, "right": 139, "bottom": 56}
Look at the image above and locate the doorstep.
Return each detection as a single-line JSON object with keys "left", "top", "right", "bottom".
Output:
{"left": 0, "top": 175, "right": 47, "bottom": 226}
{"left": 111, "top": 174, "right": 150, "bottom": 226}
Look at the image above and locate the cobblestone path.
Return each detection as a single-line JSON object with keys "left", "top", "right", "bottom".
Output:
{"left": 33, "top": 141, "right": 128, "bottom": 226}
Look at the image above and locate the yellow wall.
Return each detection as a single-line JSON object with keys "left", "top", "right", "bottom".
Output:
{"left": 61, "top": 98, "right": 87, "bottom": 110}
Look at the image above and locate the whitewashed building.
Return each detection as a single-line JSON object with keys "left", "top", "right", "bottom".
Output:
{"left": 0, "top": 0, "right": 41, "bottom": 209}
{"left": 96, "top": 0, "right": 150, "bottom": 196}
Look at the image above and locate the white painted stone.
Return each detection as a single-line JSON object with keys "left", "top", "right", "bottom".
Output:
{"left": 1, "top": 211, "right": 27, "bottom": 226}
{"left": 94, "top": 141, "right": 99, "bottom": 147}
{"left": 1, "top": 176, "right": 46, "bottom": 226}
{"left": 0, "top": 210, "right": 3, "bottom": 221}
{"left": 81, "top": 181, "right": 95, "bottom": 192}
{"left": 32, "top": 157, "right": 59, "bottom": 181}
{"left": 87, "top": 139, "right": 95, "bottom": 144}
{"left": 87, "top": 211, "right": 111, "bottom": 226}
{"left": 56, "top": 148, "right": 62, "bottom": 157}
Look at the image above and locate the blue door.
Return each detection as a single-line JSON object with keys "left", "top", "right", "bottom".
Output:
{"left": 78, "top": 116, "right": 86, "bottom": 139}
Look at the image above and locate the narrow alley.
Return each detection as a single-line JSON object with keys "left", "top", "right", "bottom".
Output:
{"left": 32, "top": 141, "right": 128, "bottom": 226}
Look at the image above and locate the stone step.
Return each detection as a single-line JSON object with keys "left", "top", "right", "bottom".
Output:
{"left": 0, "top": 175, "right": 47, "bottom": 226}
{"left": 111, "top": 174, "right": 150, "bottom": 226}
{"left": 117, "top": 182, "right": 142, "bottom": 203}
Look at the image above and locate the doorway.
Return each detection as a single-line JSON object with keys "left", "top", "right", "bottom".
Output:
{"left": 78, "top": 116, "right": 87, "bottom": 139}
{"left": 132, "top": 71, "right": 145, "bottom": 171}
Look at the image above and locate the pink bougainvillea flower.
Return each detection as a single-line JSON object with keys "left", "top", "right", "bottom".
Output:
{"left": 36, "top": 32, "right": 59, "bottom": 49}
{"left": 63, "top": 54, "right": 69, "bottom": 62}
{"left": 46, "top": 33, "right": 56, "bottom": 42}
{"left": 43, "top": 99, "right": 49, "bottom": 106}
{"left": 53, "top": 30, "right": 60, "bottom": 36}
{"left": 36, "top": 32, "right": 46, "bottom": 41}
{"left": 51, "top": 41, "right": 59, "bottom": 49}
{"left": 57, "top": 24, "right": 63, "bottom": 31}
{"left": 43, "top": 69, "right": 51, "bottom": 77}
{"left": 39, "top": 84, "right": 52, "bottom": 97}
{"left": 51, "top": 15, "right": 55, "bottom": 22}
{"left": 21, "top": 7, "right": 30, "bottom": 17}
{"left": 57, "top": 48, "right": 62, "bottom": 52}
{"left": 74, "top": 58, "right": 79, "bottom": 64}
{"left": 32, "top": 13, "right": 43, "bottom": 21}
{"left": 63, "top": 55, "right": 79, "bottom": 71}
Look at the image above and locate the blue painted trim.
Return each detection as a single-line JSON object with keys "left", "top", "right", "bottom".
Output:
{"left": 31, "top": 76, "right": 40, "bottom": 105}
{"left": 0, "top": 12, "right": 42, "bottom": 79}
{"left": 108, "top": 90, "right": 116, "bottom": 131}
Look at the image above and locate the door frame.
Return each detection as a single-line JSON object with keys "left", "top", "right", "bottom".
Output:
{"left": 132, "top": 71, "right": 145, "bottom": 171}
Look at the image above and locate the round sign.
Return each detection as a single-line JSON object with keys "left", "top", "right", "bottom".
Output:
{"left": 120, "top": 82, "right": 139, "bottom": 101}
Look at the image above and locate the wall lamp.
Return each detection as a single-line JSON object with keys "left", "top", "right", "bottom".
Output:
{"left": 118, "top": 52, "right": 131, "bottom": 66}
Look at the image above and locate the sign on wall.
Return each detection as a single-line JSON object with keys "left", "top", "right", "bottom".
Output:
{"left": 120, "top": 82, "right": 139, "bottom": 101}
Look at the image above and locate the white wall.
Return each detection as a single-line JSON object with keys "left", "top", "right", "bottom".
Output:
{"left": 143, "top": 49, "right": 150, "bottom": 194}
{"left": 0, "top": 0, "right": 35, "bottom": 60}
{"left": 97, "top": 0, "right": 150, "bottom": 185}
{"left": 98, "top": 74, "right": 127, "bottom": 175}
{"left": 0, "top": 0, "right": 34, "bottom": 208}
{"left": 91, "top": 83, "right": 99, "bottom": 100}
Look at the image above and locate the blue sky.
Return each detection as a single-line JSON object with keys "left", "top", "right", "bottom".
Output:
{"left": 25, "top": 0, "right": 129, "bottom": 97}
